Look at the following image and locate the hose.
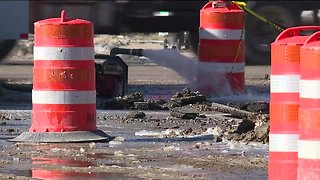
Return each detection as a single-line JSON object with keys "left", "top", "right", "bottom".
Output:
{"left": 110, "top": 47, "right": 144, "bottom": 57}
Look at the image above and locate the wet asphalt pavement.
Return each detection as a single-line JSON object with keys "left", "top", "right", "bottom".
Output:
{"left": 0, "top": 109, "right": 268, "bottom": 179}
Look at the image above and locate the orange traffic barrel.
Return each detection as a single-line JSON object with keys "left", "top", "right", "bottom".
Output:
{"left": 197, "top": 0, "right": 245, "bottom": 96}
{"left": 269, "top": 26, "right": 320, "bottom": 180}
{"left": 299, "top": 30, "right": 320, "bottom": 179}
{"left": 11, "top": 10, "right": 111, "bottom": 142}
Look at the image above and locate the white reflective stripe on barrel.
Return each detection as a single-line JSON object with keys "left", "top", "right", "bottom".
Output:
{"left": 298, "top": 140, "right": 320, "bottom": 159}
{"left": 269, "top": 134, "right": 298, "bottom": 152}
{"left": 34, "top": 47, "right": 94, "bottom": 60}
{"left": 270, "top": 75, "right": 300, "bottom": 93}
{"left": 32, "top": 90, "right": 96, "bottom": 104}
{"left": 199, "top": 28, "right": 245, "bottom": 40}
{"left": 300, "top": 79, "right": 320, "bottom": 99}
{"left": 197, "top": 62, "right": 245, "bottom": 73}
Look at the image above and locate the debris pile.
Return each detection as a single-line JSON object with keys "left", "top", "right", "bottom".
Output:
{"left": 170, "top": 107, "right": 200, "bottom": 119}
{"left": 168, "top": 88, "right": 206, "bottom": 107}
{"left": 101, "top": 88, "right": 270, "bottom": 144}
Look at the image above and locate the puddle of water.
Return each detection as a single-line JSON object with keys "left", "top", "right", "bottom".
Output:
{"left": 127, "top": 134, "right": 215, "bottom": 143}
{"left": 0, "top": 110, "right": 268, "bottom": 179}
{"left": 31, "top": 169, "right": 136, "bottom": 180}
{"left": 135, "top": 129, "right": 183, "bottom": 137}
{"left": 32, "top": 157, "right": 93, "bottom": 167}
{"left": 133, "top": 129, "right": 217, "bottom": 143}
{"left": 2, "top": 169, "right": 32, "bottom": 178}
{"left": 12, "top": 157, "right": 138, "bottom": 180}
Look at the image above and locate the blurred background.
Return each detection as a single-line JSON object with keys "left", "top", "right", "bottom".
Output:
{"left": 0, "top": 0, "right": 320, "bottom": 65}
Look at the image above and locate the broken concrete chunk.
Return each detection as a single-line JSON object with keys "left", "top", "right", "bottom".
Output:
{"left": 124, "top": 92, "right": 144, "bottom": 104}
{"left": 227, "top": 101, "right": 269, "bottom": 113}
{"left": 171, "top": 95, "right": 206, "bottom": 106}
{"left": 206, "top": 126, "right": 223, "bottom": 136}
{"left": 170, "top": 87, "right": 206, "bottom": 106}
{"left": 126, "top": 111, "right": 146, "bottom": 119}
{"left": 134, "top": 99, "right": 168, "bottom": 110}
{"left": 103, "top": 92, "right": 145, "bottom": 110}
{"left": 104, "top": 98, "right": 130, "bottom": 109}
{"left": 236, "top": 119, "right": 255, "bottom": 134}
{"left": 213, "top": 135, "right": 223, "bottom": 143}
{"left": 172, "top": 87, "right": 202, "bottom": 98}
{"left": 255, "top": 122, "right": 269, "bottom": 143}
{"left": 170, "top": 107, "right": 199, "bottom": 119}
{"left": 246, "top": 101, "right": 269, "bottom": 113}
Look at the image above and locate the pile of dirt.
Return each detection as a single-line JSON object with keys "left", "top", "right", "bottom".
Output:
{"left": 101, "top": 88, "right": 270, "bottom": 144}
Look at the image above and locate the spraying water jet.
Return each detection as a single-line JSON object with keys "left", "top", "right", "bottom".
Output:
{"left": 108, "top": 47, "right": 242, "bottom": 98}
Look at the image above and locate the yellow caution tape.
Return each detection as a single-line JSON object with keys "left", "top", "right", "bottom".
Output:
{"left": 232, "top": 1, "right": 285, "bottom": 32}
{"left": 233, "top": 1, "right": 246, "bottom": 7}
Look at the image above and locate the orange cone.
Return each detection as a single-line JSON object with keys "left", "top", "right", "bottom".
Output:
{"left": 11, "top": 10, "right": 111, "bottom": 143}
{"left": 197, "top": 0, "right": 245, "bottom": 96}
{"left": 269, "top": 26, "right": 320, "bottom": 180}
{"left": 298, "top": 30, "right": 320, "bottom": 179}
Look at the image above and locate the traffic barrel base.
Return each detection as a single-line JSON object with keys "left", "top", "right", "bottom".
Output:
{"left": 10, "top": 130, "right": 113, "bottom": 143}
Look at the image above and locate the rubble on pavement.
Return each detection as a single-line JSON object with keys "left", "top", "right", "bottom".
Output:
{"left": 100, "top": 87, "right": 270, "bottom": 144}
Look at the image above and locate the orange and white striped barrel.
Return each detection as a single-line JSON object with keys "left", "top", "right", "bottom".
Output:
{"left": 197, "top": 0, "right": 245, "bottom": 96}
{"left": 269, "top": 26, "right": 320, "bottom": 180}
{"left": 299, "top": 30, "right": 320, "bottom": 179}
{"left": 30, "top": 10, "right": 96, "bottom": 132}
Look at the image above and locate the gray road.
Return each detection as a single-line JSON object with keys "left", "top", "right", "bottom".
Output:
{"left": 0, "top": 60, "right": 270, "bottom": 83}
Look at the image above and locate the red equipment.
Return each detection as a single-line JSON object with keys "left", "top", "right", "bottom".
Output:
{"left": 95, "top": 54, "right": 128, "bottom": 97}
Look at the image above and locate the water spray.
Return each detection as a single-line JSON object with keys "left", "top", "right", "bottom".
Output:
{"left": 108, "top": 47, "right": 240, "bottom": 98}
